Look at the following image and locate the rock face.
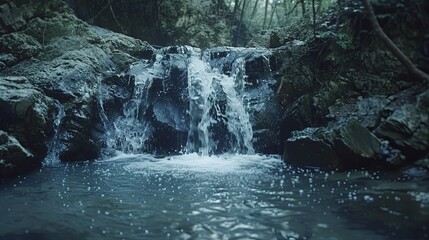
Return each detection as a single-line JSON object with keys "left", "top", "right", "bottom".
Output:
{"left": 0, "top": 131, "right": 36, "bottom": 177}
{"left": 284, "top": 119, "right": 382, "bottom": 170}
{"left": 270, "top": 0, "right": 429, "bottom": 170}
{"left": 0, "top": 0, "right": 152, "bottom": 177}
{"left": 0, "top": 0, "right": 280, "bottom": 177}
{"left": 375, "top": 88, "right": 429, "bottom": 162}
{"left": 0, "top": 76, "right": 56, "bottom": 163}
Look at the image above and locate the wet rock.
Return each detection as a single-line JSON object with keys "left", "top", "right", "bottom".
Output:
{"left": 0, "top": 0, "right": 152, "bottom": 170}
{"left": 0, "top": 0, "right": 68, "bottom": 34}
{"left": 327, "top": 96, "right": 390, "bottom": 129}
{"left": 332, "top": 118, "right": 382, "bottom": 166}
{"left": 0, "top": 76, "right": 56, "bottom": 161}
{"left": 0, "top": 130, "right": 36, "bottom": 178}
{"left": 284, "top": 128, "right": 340, "bottom": 169}
{"left": 0, "top": 32, "right": 42, "bottom": 68}
{"left": 376, "top": 88, "right": 429, "bottom": 161}
{"left": 281, "top": 94, "right": 315, "bottom": 139}
{"left": 284, "top": 119, "right": 382, "bottom": 170}
{"left": 208, "top": 48, "right": 282, "bottom": 154}
{"left": 246, "top": 79, "right": 282, "bottom": 154}
{"left": 58, "top": 102, "right": 99, "bottom": 162}
{"left": 99, "top": 74, "right": 135, "bottom": 121}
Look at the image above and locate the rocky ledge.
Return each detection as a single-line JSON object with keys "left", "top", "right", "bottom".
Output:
{"left": 0, "top": 0, "right": 152, "bottom": 177}
{"left": 268, "top": 0, "right": 429, "bottom": 172}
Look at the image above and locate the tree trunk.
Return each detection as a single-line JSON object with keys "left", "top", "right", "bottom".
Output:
{"left": 312, "top": 0, "right": 316, "bottom": 39}
{"left": 301, "top": 0, "right": 306, "bottom": 16}
{"left": 262, "top": 0, "right": 269, "bottom": 29}
{"left": 362, "top": 0, "right": 429, "bottom": 82}
{"left": 268, "top": 0, "right": 277, "bottom": 29}
{"left": 251, "top": 0, "right": 259, "bottom": 19}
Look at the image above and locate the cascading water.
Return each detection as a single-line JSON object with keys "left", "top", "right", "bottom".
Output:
{"left": 106, "top": 46, "right": 276, "bottom": 155}
{"left": 186, "top": 51, "right": 254, "bottom": 155}
{"left": 43, "top": 100, "right": 65, "bottom": 165}
{"left": 5, "top": 48, "right": 425, "bottom": 240}
{"left": 106, "top": 60, "right": 156, "bottom": 153}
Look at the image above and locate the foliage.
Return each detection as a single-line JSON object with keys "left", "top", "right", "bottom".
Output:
{"left": 317, "top": 31, "right": 354, "bottom": 50}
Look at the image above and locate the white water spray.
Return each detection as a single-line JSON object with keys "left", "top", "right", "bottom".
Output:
{"left": 44, "top": 100, "right": 65, "bottom": 165}
{"left": 187, "top": 49, "right": 254, "bottom": 155}
{"left": 107, "top": 46, "right": 268, "bottom": 155}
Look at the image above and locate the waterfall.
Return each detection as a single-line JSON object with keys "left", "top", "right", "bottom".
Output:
{"left": 186, "top": 52, "right": 254, "bottom": 155}
{"left": 106, "top": 58, "right": 158, "bottom": 153}
{"left": 106, "top": 46, "right": 274, "bottom": 156}
{"left": 44, "top": 100, "right": 65, "bottom": 165}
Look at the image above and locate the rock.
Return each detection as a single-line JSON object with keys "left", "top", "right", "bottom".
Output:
{"left": 280, "top": 94, "right": 315, "bottom": 139}
{"left": 0, "top": 0, "right": 69, "bottom": 34}
{"left": 284, "top": 128, "right": 341, "bottom": 169}
{"left": 57, "top": 101, "right": 99, "bottom": 162}
{"left": 248, "top": 82, "right": 283, "bottom": 154}
{"left": 327, "top": 96, "right": 390, "bottom": 129}
{"left": 99, "top": 74, "right": 135, "bottom": 121}
{"left": 332, "top": 118, "right": 382, "bottom": 166}
{"left": 0, "top": 0, "right": 153, "bottom": 169}
{"left": 0, "top": 76, "right": 56, "bottom": 161}
{"left": 0, "top": 130, "right": 36, "bottom": 178}
{"left": 375, "top": 88, "right": 429, "bottom": 161}
{"left": 0, "top": 32, "right": 42, "bottom": 68}
{"left": 284, "top": 119, "right": 382, "bottom": 170}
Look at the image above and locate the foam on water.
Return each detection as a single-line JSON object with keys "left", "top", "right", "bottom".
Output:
{"left": 104, "top": 153, "right": 283, "bottom": 175}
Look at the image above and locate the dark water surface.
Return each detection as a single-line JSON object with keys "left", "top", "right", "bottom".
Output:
{"left": 1, "top": 154, "right": 428, "bottom": 240}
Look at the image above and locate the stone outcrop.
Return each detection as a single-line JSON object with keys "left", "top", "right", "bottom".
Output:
{"left": 0, "top": 76, "right": 56, "bottom": 162}
{"left": 284, "top": 119, "right": 383, "bottom": 170}
{"left": 267, "top": 0, "right": 429, "bottom": 170}
{"left": 0, "top": 130, "right": 36, "bottom": 177}
{"left": 0, "top": 0, "right": 152, "bottom": 177}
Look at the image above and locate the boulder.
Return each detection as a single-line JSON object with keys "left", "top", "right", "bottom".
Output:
{"left": 376, "top": 89, "right": 429, "bottom": 161}
{"left": 0, "top": 130, "right": 36, "bottom": 178}
{"left": 0, "top": 32, "right": 42, "bottom": 69}
{"left": 0, "top": 76, "right": 56, "bottom": 161}
{"left": 0, "top": 0, "right": 153, "bottom": 169}
{"left": 284, "top": 128, "right": 340, "bottom": 169}
{"left": 284, "top": 118, "right": 382, "bottom": 170}
{"left": 0, "top": 0, "right": 69, "bottom": 34}
{"left": 326, "top": 96, "right": 390, "bottom": 129}
{"left": 280, "top": 94, "right": 315, "bottom": 139}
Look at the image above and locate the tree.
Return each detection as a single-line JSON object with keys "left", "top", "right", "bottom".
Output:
{"left": 362, "top": 0, "right": 429, "bottom": 82}
{"left": 262, "top": 0, "right": 269, "bottom": 29}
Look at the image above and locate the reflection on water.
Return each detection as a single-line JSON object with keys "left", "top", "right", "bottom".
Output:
{"left": 0, "top": 154, "right": 428, "bottom": 240}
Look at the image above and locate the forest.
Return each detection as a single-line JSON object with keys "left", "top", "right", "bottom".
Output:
{"left": 0, "top": 0, "right": 428, "bottom": 239}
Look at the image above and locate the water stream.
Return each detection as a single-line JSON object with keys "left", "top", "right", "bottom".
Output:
{"left": 1, "top": 154, "right": 428, "bottom": 239}
{"left": 1, "top": 46, "right": 428, "bottom": 239}
{"left": 43, "top": 100, "right": 66, "bottom": 166}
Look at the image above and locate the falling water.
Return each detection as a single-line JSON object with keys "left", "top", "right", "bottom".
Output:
{"left": 108, "top": 46, "right": 262, "bottom": 155}
{"left": 106, "top": 54, "right": 167, "bottom": 153}
{"left": 43, "top": 100, "right": 65, "bottom": 165}
{"left": 186, "top": 50, "right": 254, "bottom": 155}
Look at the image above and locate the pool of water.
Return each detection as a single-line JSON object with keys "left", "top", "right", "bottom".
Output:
{"left": 0, "top": 154, "right": 428, "bottom": 240}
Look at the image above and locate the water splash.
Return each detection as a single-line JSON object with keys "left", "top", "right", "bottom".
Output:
{"left": 107, "top": 46, "right": 272, "bottom": 155}
{"left": 186, "top": 50, "right": 254, "bottom": 155}
{"left": 107, "top": 61, "right": 156, "bottom": 153}
{"left": 44, "top": 100, "right": 65, "bottom": 166}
